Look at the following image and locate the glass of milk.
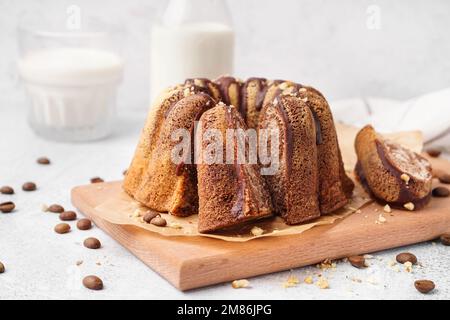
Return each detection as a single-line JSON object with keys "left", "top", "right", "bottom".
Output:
{"left": 17, "top": 12, "right": 124, "bottom": 142}
{"left": 150, "top": 0, "right": 235, "bottom": 100}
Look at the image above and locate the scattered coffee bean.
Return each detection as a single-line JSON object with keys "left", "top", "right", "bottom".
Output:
{"left": 54, "top": 223, "right": 71, "bottom": 234}
{"left": 123, "top": 169, "right": 128, "bottom": 176}
{"left": 84, "top": 237, "right": 101, "bottom": 249}
{"left": 143, "top": 211, "right": 160, "bottom": 223}
{"left": 440, "top": 233, "right": 450, "bottom": 246}
{"left": 90, "top": 177, "right": 104, "bottom": 184}
{"left": 414, "top": 280, "right": 435, "bottom": 294}
{"left": 396, "top": 252, "right": 417, "bottom": 265}
{"left": 426, "top": 149, "right": 441, "bottom": 158}
{"left": 0, "top": 201, "right": 15, "bottom": 213}
{"left": 60, "top": 211, "right": 77, "bottom": 221}
{"left": 48, "top": 204, "right": 65, "bottom": 213}
{"left": 77, "top": 218, "right": 92, "bottom": 230}
{"left": 0, "top": 186, "right": 14, "bottom": 195}
{"left": 150, "top": 216, "right": 167, "bottom": 227}
{"left": 82, "top": 275, "right": 103, "bottom": 290}
{"left": 0, "top": 261, "right": 5, "bottom": 273}
{"left": 432, "top": 186, "right": 450, "bottom": 198}
{"left": 438, "top": 173, "right": 450, "bottom": 184}
{"left": 348, "top": 255, "right": 367, "bottom": 268}
{"left": 22, "top": 182, "right": 37, "bottom": 191}
{"left": 37, "top": 157, "right": 51, "bottom": 165}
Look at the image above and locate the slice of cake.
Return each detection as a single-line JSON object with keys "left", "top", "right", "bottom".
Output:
{"left": 258, "top": 95, "right": 321, "bottom": 224}
{"left": 354, "top": 125, "right": 432, "bottom": 210}
{"left": 196, "top": 103, "right": 273, "bottom": 233}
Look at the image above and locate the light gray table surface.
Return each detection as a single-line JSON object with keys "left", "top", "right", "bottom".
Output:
{"left": 0, "top": 105, "right": 449, "bottom": 300}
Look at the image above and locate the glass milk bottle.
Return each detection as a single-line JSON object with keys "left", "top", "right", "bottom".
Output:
{"left": 150, "top": 0, "right": 234, "bottom": 100}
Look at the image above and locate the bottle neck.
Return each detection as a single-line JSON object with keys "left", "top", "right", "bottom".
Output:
{"left": 161, "top": 0, "right": 232, "bottom": 27}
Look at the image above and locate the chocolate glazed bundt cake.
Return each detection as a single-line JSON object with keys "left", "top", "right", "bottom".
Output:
{"left": 196, "top": 103, "right": 273, "bottom": 233}
{"left": 124, "top": 76, "right": 354, "bottom": 233}
{"left": 355, "top": 125, "right": 432, "bottom": 210}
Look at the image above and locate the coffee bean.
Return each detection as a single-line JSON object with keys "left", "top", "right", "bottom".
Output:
{"left": 426, "top": 149, "right": 442, "bottom": 158}
{"left": 48, "top": 204, "right": 65, "bottom": 213}
{"left": 143, "top": 211, "right": 160, "bottom": 223}
{"left": 84, "top": 237, "right": 101, "bottom": 249}
{"left": 37, "top": 157, "right": 51, "bottom": 165}
{"left": 54, "top": 223, "right": 70, "bottom": 234}
{"left": 0, "top": 186, "right": 14, "bottom": 195}
{"left": 440, "top": 233, "right": 450, "bottom": 246}
{"left": 77, "top": 219, "right": 92, "bottom": 230}
{"left": 348, "top": 255, "right": 367, "bottom": 268}
{"left": 150, "top": 216, "right": 167, "bottom": 227}
{"left": 414, "top": 280, "right": 435, "bottom": 294}
{"left": 60, "top": 211, "right": 77, "bottom": 221}
{"left": 82, "top": 275, "right": 103, "bottom": 290}
{"left": 90, "top": 177, "right": 104, "bottom": 184}
{"left": 0, "top": 261, "right": 5, "bottom": 273}
{"left": 396, "top": 252, "right": 417, "bottom": 265}
{"left": 438, "top": 173, "right": 450, "bottom": 184}
{"left": 123, "top": 169, "right": 128, "bottom": 176}
{"left": 0, "top": 201, "right": 15, "bottom": 213}
{"left": 22, "top": 182, "right": 37, "bottom": 191}
{"left": 432, "top": 187, "right": 450, "bottom": 198}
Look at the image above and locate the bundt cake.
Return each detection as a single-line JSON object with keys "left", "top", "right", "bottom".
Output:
{"left": 196, "top": 103, "right": 273, "bottom": 233}
{"left": 354, "top": 125, "right": 432, "bottom": 210}
{"left": 258, "top": 95, "right": 320, "bottom": 224}
{"left": 124, "top": 76, "right": 355, "bottom": 232}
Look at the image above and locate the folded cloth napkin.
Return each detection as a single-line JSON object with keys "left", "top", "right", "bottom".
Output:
{"left": 331, "top": 87, "right": 450, "bottom": 151}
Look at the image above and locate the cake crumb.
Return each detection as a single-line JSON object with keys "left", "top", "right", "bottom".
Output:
{"left": 316, "top": 277, "right": 329, "bottom": 289}
{"left": 404, "top": 261, "right": 413, "bottom": 273}
{"left": 404, "top": 202, "right": 415, "bottom": 211}
{"left": 351, "top": 277, "right": 362, "bottom": 283}
{"left": 76, "top": 260, "right": 83, "bottom": 266}
{"left": 304, "top": 276, "right": 314, "bottom": 284}
{"left": 366, "top": 277, "right": 378, "bottom": 285}
{"left": 283, "top": 275, "right": 299, "bottom": 288}
{"left": 383, "top": 204, "right": 392, "bottom": 213}
{"left": 169, "top": 222, "right": 183, "bottom": 229}
{"left": 41, "top": 204, "right": 49, "bottom": 212}
{"left": 250, "top": 226, "right": 264, "bottom": 237}
{"left": 231, "top": 279, "right": 250, "bottom": 289}
{"left": 375, "top": 214, "right": 387, "bottom": 224}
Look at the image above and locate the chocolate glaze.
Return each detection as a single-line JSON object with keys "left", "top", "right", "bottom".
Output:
{"left": 215, "top": 76, "right": 240, "bottom": 106}
{"left": 239, "top": 77, "right": 267, "bottom": 120}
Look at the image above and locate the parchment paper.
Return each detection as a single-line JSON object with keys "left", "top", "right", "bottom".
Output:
{"left": 94, "top": 124, "right": 423, "bottom": 242}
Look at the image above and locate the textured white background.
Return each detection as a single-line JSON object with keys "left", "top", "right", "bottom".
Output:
{"left": 0, "top": 0, "right": 449, "bottom": 300}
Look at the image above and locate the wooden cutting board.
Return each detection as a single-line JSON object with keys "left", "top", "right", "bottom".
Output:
{"left": 71, "top": 156, "right": 450, "bottom": 291}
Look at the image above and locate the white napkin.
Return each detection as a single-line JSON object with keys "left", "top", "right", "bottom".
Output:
{"left": 331, "top": 88, "right": 450, "bottom": 150}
